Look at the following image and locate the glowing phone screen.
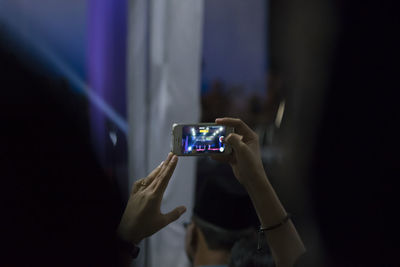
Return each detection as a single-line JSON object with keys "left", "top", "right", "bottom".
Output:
{"left": 181, "top": 126, "right": 226, "bottom": 154}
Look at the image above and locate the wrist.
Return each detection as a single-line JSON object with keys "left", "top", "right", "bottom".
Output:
{"left": 116, "top": 235, "right": 141, "bottom": 259}
{"left": 131, "top": 236, "right": 142, "bottom": 245}
{"left": 116, "top": 227, "right": 142, "bottom": 245}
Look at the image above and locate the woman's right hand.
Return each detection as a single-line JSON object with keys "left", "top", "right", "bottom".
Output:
{"left": 213, "top": 118, "right": 305, "bottom": 267}
{"left": 212, "top": 118, "right": 267, "bottom": 187}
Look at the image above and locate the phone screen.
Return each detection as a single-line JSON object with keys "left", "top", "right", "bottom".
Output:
{"left": 181, "top": 125, "right": 227, "bottom": 155}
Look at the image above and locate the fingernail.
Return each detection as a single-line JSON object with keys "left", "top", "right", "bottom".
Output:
{"left": 159, "top": 161, "right": 164, "bottom": 167}
{"left": 171, "top": 155, "right": 178, "bottom": 163}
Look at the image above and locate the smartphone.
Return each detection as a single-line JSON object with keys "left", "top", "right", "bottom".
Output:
{"left": 171, "top": 123, "right": 234, "bottom": 156}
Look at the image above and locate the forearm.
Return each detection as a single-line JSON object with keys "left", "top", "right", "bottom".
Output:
{"left": 244, "top": 174, "right": 306, "bottom": 267}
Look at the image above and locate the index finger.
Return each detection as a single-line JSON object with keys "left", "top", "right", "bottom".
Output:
{"left": 131, "top": 161, "right": 164, "bottom": 194}
{"left": 215, "top": 118, "right": 257, "bottom": 142}
{"left": 145, "top": 160, "right": 165, "bottom": 183}
{"left": 153, "top": 155, "right": 178, "bottom": 195}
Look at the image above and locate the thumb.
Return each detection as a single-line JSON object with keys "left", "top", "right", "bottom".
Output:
{"left": 225, "top": 133, "right": 245, "bottom": 151}
{"left": 163, "top": 206, "right": 187, "bottom": 226}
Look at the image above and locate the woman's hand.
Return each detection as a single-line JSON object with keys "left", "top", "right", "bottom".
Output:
{"left": 212, "top": 118, "right": 266, "bottom": 187}
{"left": 117, "top": 153, "right": 186, "bottom": 244}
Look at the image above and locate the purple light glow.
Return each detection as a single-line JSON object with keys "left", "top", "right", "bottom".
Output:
{"left": 88, "top": 0, "right": 128, "bottom": 165}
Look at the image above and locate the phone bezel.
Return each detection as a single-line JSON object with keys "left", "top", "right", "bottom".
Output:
{"left": 171, "top": 123, "right": 234, "bottom": 156}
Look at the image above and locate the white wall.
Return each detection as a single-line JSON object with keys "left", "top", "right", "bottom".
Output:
{"left": 127, "top": 0, "right": 204, "bottom": 266}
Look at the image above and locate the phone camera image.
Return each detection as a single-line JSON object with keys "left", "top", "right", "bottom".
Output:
{"left": 182, "top": 126, "right": 226, "bottom": 155}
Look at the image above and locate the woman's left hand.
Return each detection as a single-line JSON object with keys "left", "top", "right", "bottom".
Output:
{"left": 117, "top": 153, "right": 186, "bottom": 244}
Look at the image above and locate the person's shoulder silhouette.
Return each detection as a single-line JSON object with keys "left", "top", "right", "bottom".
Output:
{"left": 0, "top": 31, "right": 122, "bottom": 267}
